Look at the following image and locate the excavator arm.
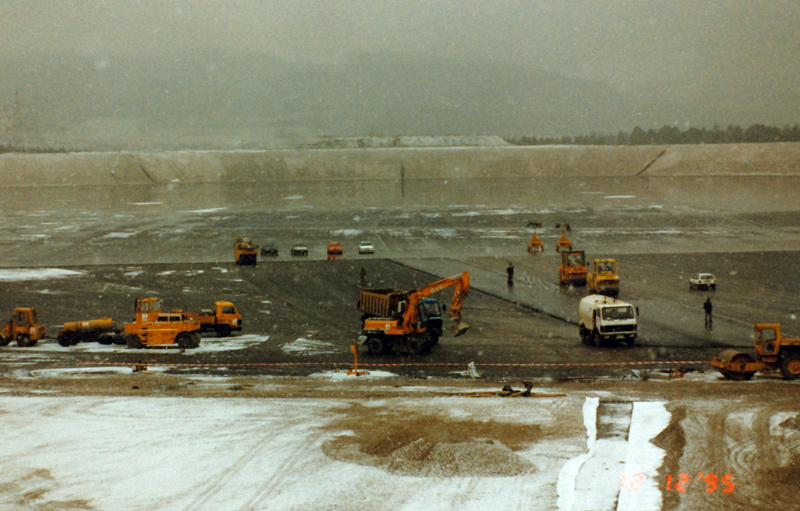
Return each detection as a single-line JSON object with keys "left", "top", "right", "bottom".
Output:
{"left": 403, "top": 272, "right": 470, "bottom": 337}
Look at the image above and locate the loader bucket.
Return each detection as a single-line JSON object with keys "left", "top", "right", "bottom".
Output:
{"left": 451, "top": 319, "right": 470, "bottom": 337}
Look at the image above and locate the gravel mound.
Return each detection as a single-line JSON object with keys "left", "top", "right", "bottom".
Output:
{"left": 385, "top": 438, "right": 533, "bottom": 477}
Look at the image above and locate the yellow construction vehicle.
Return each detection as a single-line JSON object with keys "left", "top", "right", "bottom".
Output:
{"left": 234, "top": 235, "right": 258, "bottom": 265}
{"left": 587, "top": 259, "right": 620, "bottom": 295}
{"left": 526, "top": 221, "right": 543, "bottom": 254}
{"left": 555, "top": 223, "right": 572, "bottom": 252}
{"left": 711, "top": 324, "right": 800, "bottom": 380}
{"left": 558, "top": 250, "right": 588, "bottom": 286}
{"left": 0, "top": 308, "right": 47, "bottom": 347}
{"left": 57, "top": 317, "right": 117, "bottom": 346}
{"left": 121, "top": 297, "right": 202, "bottom": 349}
{"left": 187, "top": 301, "right": 243, "bottom": 337}
{"left": 358, "top": 272, "right": 470, "bottom": 356}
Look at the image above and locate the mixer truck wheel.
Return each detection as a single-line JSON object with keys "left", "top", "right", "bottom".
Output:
{"left": 779, "top": 353, "right": 800, "bottom": 380}
{"left": 16, "top": 334, "right": 31, "bottom": 348}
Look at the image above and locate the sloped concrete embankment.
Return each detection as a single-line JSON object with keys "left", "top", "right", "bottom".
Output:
{"left": 2, "top": 143, "right": 799, "bottom": 187}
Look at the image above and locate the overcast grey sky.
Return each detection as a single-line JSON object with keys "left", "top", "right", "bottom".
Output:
{"left": 2, "top": 0, "right": 800, "bottom": 141}
{"left": 4, "top": 0, "right": 798, "bottom": 86}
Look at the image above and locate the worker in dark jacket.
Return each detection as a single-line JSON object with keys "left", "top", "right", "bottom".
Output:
{"left": 506, "top": 262, "right": 515, "bottom": 286}
{"left": 703, "top": 297, "right": 713, "bottom": 329}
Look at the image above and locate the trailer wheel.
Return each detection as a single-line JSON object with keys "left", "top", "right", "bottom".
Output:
{"left": 58, "top": 333, "right": 72, "bottom": 347}
{"left": 111, "top": 333, "right": 126, "bottom": 345}
{"left": 366, "top": 337, "right": 384, "bottom": 356}
{"left": 125, "top": 334, "right": 143, "bottom": 349}
{"left": 16, "top": 334, "right": 31, "bottom": 347}
{"left": 779, "top": 353, "right": 800, "bottom": 380}
{"left": 97, "top": 333, "right": 114, "bottom": 345}
{"left": 216, "top": 324, "right": 232, "bottom": 337}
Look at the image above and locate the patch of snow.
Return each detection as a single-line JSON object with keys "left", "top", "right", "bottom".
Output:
{"left": 309, "top": 369, "right": 398, "bottom": 379}
{"left": 282, "top": 194, "right": 305, "bottom": 200}
{"left": 187, "top": 207, "right": 228, "bottom": 214}
{"left": 102, "top": 231, "right": 140, "bottom": 239}
{"left": 281, "top": 338, "right": 339, "bottom": 356}
{"left": 0, "top": 268, "right": 85, "bottom": 282}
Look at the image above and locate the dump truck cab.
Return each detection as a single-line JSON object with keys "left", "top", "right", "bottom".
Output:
{"left": 123, "top": 297, "right": 201, "bottom": 349}
{"left": 0, "top": 307, "right": 47, "bottom": 347}
{"left": 234, "top": 235, "right": 258, "bottom": 265}
{"left": 578, "top": 295, "right": 637, "bottom": 347}
{"left": 588, "top": 259, "right": 620, "bottom": 295}
{"left": 195, "top": 301, "right": 242, "bottom": 337}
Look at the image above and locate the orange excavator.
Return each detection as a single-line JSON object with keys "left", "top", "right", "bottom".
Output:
{"left": 358, "top": 272, "right": 470, "bottom": 356}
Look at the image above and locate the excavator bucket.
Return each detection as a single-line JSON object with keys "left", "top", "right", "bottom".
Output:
{"left": 451, "top": 318, "right": 470, "bottom": 337}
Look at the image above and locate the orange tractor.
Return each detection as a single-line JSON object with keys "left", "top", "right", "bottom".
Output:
{"left": 712, "top": 324, "right": 800, "bottom": 380}
{"left": 120, "top": 297, "right": 202, "bottom": 349}
{"left": 0, "top": 308, "right": 47, "bottom": 347}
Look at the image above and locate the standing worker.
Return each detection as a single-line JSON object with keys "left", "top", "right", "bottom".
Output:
{"left": 359, "top": 267, "right": 367, "bottom": 287}
{"left": 703, "top": 297, "right": 713, "bottom": 329}
{"left": 506, "top": 262, "right": 515, "bottom": 286}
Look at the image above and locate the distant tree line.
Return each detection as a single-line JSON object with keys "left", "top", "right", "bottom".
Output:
{"left": 506, "top": 123, "right": 800, "bottom": 146}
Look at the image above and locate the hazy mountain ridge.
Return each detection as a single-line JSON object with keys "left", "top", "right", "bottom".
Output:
{"left": 2, "top": 50, "right": 660, "bottom": 149}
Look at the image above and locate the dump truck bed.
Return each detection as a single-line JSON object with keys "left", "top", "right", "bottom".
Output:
{"left": 358, "top": 288, "right": 406, "bottom": 318}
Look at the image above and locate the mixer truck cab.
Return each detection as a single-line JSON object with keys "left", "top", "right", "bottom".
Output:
{"left": 578, "top": 295, "right": 638, "bottom": 347}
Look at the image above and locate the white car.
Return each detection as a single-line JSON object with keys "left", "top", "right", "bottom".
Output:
{"left": 689, "top": 273, "right": 717, "bottom": 290}
{"left": 358, "top": 241, "right": 375, "bottom": 254}
{"left": 290, "top": 242, "right": 308, "bottom": 256}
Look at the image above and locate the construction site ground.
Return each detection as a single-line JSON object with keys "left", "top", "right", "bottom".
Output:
{"left": 1, "top": 170, "right": 799, "bottom": 510}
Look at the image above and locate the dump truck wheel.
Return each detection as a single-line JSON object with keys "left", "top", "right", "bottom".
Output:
{"left": 16, "top": 334, "right": 31, "bottom": 348}
{"left": 405, "top": 337, "right": 424, "bottom": 356}
{"left": 779, "top": 353, "right": 800, "bottom": 380}
{"left": 366, "top": 337, "right": 384, "bottom": 356}
{"left": 216, "top": 324, "right": 232, "bottom": 337}
{"left": 125, "top": 334, "right": 143, "bottom": 349}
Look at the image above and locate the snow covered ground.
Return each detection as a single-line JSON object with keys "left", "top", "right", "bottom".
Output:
{"left": 0, "top": 379, "right": 672, "bottom": 511}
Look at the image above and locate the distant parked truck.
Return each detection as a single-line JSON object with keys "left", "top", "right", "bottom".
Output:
{"left": 578, "top": 294, "right": 638, "bottom": 347}
{"left": 190, "top": 301, "right": 242, "bottom": 337}
{"left": 587, "top": 259, "right": 620, "bottom": 295}
{"left": 0, "top": 307, "right": 47, "bottom": 347}
{"left": 234, "top": 235, "right": 258, "bottom": 265}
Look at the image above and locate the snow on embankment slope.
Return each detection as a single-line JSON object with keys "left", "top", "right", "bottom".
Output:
{"left": 2, "top": 142, "right": 800, "bottom": 187}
